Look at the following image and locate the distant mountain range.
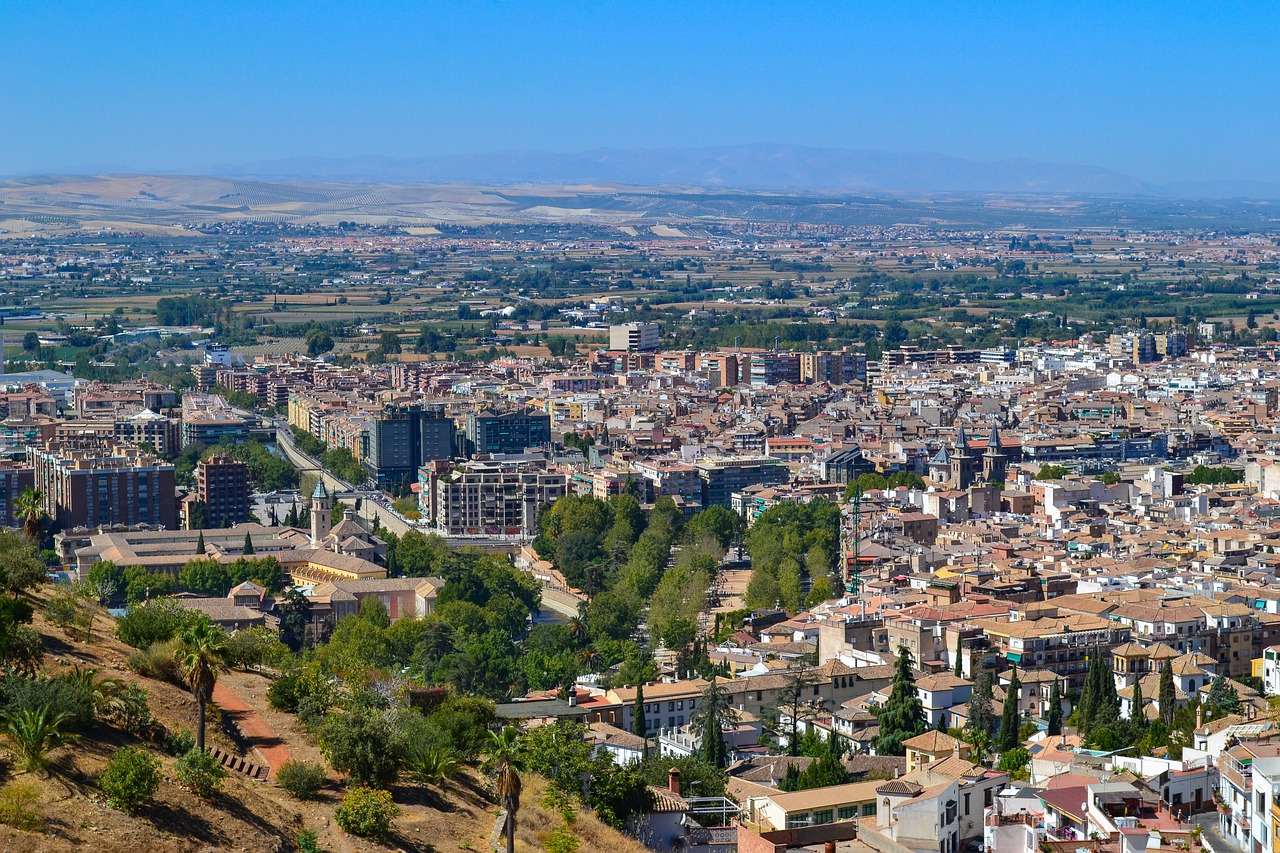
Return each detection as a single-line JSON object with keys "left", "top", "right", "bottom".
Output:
{"left": 187, "top": 143, "right": 1280, "bottom": 199}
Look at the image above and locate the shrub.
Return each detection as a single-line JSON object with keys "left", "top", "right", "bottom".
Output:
{"left": 296, "top": 694, "right": 329, "bottom": 730}
{"left": 126, "top": 639, "right": 184, "bottom": 684}
{"left": 319, "top": 710, "right": 401, "bottom": 786}
{"left": 43, "top": 593, "right": 79, "bottom": 629}
{"left": 0, "top": 781, "right": 42, "bottom": 831}
{"left": 1, "top": 672, "right": 94, "bottom": 732}
{"left": 296, "top": 829, "right": 321, "bottom": 853}
{"left": 105, "top": 682, "right": 153, "bottom": 736}
{"left": 544, "top": 824, "right": 581, "bottom": 853}
{"left": 167, "top": 728, "right": 196, "bottom": 757}
{"left": 335, "top": 786, "right": 399, "bottom": 839}
{"left": 99, "top": 747, "right": 162, "bottom": 814}
{"left": 175, "top": 747, "right": 227, "bottom": 797}
{"left": 266, "top": 672, "right": 301, "bottom": 712}
{"left": 277, "top": 760, "right": 326, "bottom": 800}
{"left": 405, "top": 744, "right": 458, "bottom": 787}
{"left": 3, "top": 704, "right": 79, "bottom": 773}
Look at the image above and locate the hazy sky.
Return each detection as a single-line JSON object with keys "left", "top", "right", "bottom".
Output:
{"left": 5, "top": 1, "right": 1279, "bottom": 183}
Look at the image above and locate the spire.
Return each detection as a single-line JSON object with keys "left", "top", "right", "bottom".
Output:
{"left": 955, "top": 426, "right": 970, "bottom": 454}
{"left": 986, "top": 424, "right": 1003, "bottom": 456}
{"left": 311, "top": 479, "right": 330, "bottom": 501}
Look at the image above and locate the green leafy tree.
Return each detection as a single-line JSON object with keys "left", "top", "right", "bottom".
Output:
{"left": 589, "top": 763, "right": 654, "bottom": 829}
{"left": 872, "top": 646, "right": 927, "bottom": 756}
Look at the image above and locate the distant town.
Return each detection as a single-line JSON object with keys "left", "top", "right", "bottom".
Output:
{"left": 0, "top": 217, "right": 1279, "bottom": 852}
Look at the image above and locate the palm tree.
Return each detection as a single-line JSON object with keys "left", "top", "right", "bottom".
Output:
{"left": 175, "top": 619, "right": 228, "bottom": 751}
{"left": 484, "top": 726, "right": 525, "bottom": 853}
{"left": 4, "top": 704, "right": 79, "bottom": 773}
{"left": 13, "top": 488, "right": 46, "bottom": 547}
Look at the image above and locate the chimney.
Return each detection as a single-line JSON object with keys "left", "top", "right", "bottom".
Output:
{"left": 668, "top": 767, "right": 682, "bottom": 797}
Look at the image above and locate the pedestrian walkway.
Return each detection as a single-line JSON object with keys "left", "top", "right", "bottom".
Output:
{"left": 212, "top": 681, "right": 292, "bottom": 779}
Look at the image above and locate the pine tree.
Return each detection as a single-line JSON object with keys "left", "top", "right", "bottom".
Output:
{"left": 195, "top": 531, "right": 205, "bottom": 554}
{"left": 1046, "top": 678, "right": 1063, "bottom": 736}
{"left": 243, "top": 533, "right": 254, "bottom": 555}
{"left": 996, "top": 665, "right": 1021, "bottom": 753}
{"left": 1158, "top": 662, "right": 1176, "bottom": 727}
{"left": 872, "top": 645, "right": 928, "bottom": 756}
{"left": 1130, "top": 675, "right": 1147, "bottom": 727}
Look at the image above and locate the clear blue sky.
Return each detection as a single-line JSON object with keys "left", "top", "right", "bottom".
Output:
{"left": 4, "top": 1, "right": 1279, "bottom": 183}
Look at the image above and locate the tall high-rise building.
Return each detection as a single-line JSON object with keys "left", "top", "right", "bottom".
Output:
{"left": 694, "top": 456, "right": 790, "bottom": 508}
{"left": 196, "top": 455, "right": 250, "bottom": 528}
{"left": 463, "top": 409, "right": 552, "bottom": 456}
{"left": 609, "top": 322, "right": 661, "bottom": 353}
{"left": 30, "top": 442, "right": 176, "bottom": 530}
{"left": 364, "top": 404, "right": 455, "bottom": 488}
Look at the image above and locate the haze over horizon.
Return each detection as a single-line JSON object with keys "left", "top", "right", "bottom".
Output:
{"left": 5, "top": 2, "right": 1280, "bottom": 190}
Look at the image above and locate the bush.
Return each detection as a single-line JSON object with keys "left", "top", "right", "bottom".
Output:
{"left": 175, "top": 747, "right": 227, "bottom": 797}
{"left": 1, "top": 673, "right": 94, "bottom": 732}
{"left": 335, "top": 786, "right": 399, "bottom": 839}
{"left": 544, "top": 824, "right": 581, "bottom": 853}
{"left": 0, "top": 781, "right": 42, "bottom": 831}
{"left": 296, "top": 829, "right": 321, "bottom": 853}
{"left": 167, "top": 728, "right": 196, "bottom": 757}
{"left": 116, "top": 599, "right": 194, "bottom": 649}
{"left": 319, "top": 710, "right": 401, "bottom": 786}
{"left": 266, "top": 672, "right": 301, "bottom": 712}
{"left": 277, "top": 760, "right": 326, "bottom": 800}
{"left": 296, "top": 694, "right": 329, "bottom": 730}
{"left": 99, "top": 747, "right": 162, "bottom": 814}
{"left": 126, "top": 639, "right": 184, "bottom": 685}
{"left": 43, "top": 593, "right": 79, "bottom": 629}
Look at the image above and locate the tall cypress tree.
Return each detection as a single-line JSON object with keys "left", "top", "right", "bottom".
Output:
{"left": 1077, "top": 646, "right": 1102, "bottom": 735}
{"left": 633, "top": 684, "right": 648, "bottom": 741}
{"left": 954, "top": 634, "right": 964, "bottom": 678}
{"left": 1130, "top": 675, "right": 1147, "bottom": 727}
{"left": 1046, "top": 678, "right": 1063, "bottom": 736}
{"left": 996, "top": 664, "right": 1021, "bottom": 753}
{"left": 195, "top": 531, "right": 205, "bottom": 554}
{"left": 243, "top": 532, "right": 254, "bottom": 555}
{"left": 1158, "top": 662, "right": 1176, "bottom": 726}
{"left": 873, "top": 645, "right": 928, "bottom": 756}
{"left": 1095, "top": 652, "right": 1120, "bottom": 726}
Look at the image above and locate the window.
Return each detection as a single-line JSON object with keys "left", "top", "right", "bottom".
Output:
{"left": 863, "top": 803, "right": 877, "bottom": 817}
{"left": 814, "top": 809, "right": 833, "bottom": 825}
{"left": 838, "top": 806, "right": 856, "bottom": 820}
{"left": 786, "top": 813, "right": 810, "bottom": 829}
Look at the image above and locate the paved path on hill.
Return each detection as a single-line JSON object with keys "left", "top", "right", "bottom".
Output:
{"left": 213, "top": 681, "right": 292, "bottom": 778}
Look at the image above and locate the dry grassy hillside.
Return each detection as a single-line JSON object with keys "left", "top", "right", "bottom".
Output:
{"left": 0, "top": 589, "right": 646, "bottom": 853}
